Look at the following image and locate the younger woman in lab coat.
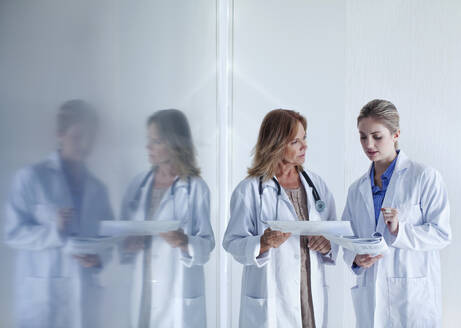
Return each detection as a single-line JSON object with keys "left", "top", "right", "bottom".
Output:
{"left": 120, "top": 109, "right": 215, "bottom": 328}
{"left": 4, "top": 100, "right": 114, "bottom": 328}
{"left": 342, "top": 99, "right": 451, "bottom": 328}
{"left": 223, "top": 109, "right": 337, "bottom": 328}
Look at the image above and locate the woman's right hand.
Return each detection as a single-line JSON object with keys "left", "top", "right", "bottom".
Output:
{"left": 353, "top": 253, "right": 383, "bottom": 268}
{"left": 123, "top": 236, "right": 146, "bottom": 252}
{"left": 259, "top": 228, "right": 291, "bottom": 255}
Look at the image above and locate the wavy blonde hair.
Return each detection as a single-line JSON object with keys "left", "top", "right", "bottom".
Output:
{"left": 148, "top": 109, "right": 200, "bottom": 178}
{"left": 248, "top": 109, "right": 307, "bottom": 180}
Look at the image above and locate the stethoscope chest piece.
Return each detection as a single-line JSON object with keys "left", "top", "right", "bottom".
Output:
{"left": 315, "top": 199, "right": 326, "bottom": 213}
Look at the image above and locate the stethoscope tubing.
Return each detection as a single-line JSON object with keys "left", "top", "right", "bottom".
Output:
{"left": 258, "top": 170, "right": 324, "bottom": 222}
{"left": 130, "top": 170, "right": 192, "bottom": 224}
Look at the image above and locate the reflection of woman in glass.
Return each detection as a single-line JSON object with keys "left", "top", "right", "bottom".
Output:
{"left": 5, "top": 100, "right": 114, "bottom": 328}
{"left": 120, "top": 109, "right": 215, "bottom": 328}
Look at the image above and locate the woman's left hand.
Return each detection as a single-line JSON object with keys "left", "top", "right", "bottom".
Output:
{"left": 381, "top": 207, "right": 399, "bottom": 235}
{"left": 308, "top": 235, "right": 331, "bottom": 255}
{"left": 160, "top": 228, "right": 189, "bottom": 252}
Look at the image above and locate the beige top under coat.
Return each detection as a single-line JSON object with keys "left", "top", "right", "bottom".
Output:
{"left": 285, "top": 185, "right": 316, "bottom": 328}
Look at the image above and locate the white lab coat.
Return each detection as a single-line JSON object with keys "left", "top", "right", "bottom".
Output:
{"left": 342, "top": 151, "right": 451, "bottom": 328}
{"left": 223, "top": 170, "right": 338, "bottom": 328}
{"left": 120, "top": 170, "right": 215, "bottom": 328}
{"left": 4, "top": 152, "right": 114, "bottom": 328}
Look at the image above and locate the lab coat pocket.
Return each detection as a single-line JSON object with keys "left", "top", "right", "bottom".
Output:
{"left": 387, "top": 276, "right": 437, "bottom": 328}
{"left": 241, "top": 296, "right": 268, "bottom": 328}
{"left": 183, "top": 295, "right": 206, "bottom": 328}
{"left": 350, "top": 285, "right": 373, "bottom": 328}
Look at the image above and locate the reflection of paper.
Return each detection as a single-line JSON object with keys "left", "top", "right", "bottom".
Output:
{"left": 325, "top": 232, "right": 388, "bottom": 255}
{"left": 265, "top": 220, "right": 353, "bottom": 236}
{"left": 99, "top": 220, "right": 181, "bottom": 237}
{"left": 64, "top": 236, "right": 118, "bottom": 255}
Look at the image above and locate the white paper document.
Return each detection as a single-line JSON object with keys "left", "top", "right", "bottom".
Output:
{"left": 265, "top": 220, "right": 354, "bottom": 236}
{"left": 64, "top": 236, "right": 119, "bottom": 255}
{"left": 325, "top": 232, "right": 389, "bottom": 255}
{"left": 98, "top": 220, "right": 181, "bottom": 237}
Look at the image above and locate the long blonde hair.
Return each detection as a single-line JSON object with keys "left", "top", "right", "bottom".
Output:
{"left": 248, "top": 109, "right": 307, "bottom": 180}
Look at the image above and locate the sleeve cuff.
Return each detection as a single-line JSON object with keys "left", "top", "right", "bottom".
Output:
{"left": 321, "top": 241, "right": 339, "bottom": 265}
{"left": 180, "top": 237, "right": 196, "bottom": 267}
{"left": 51, "top": 222, "right": 66, "bottom": 247}
{"left": 389, "top": 221, "right": 405, "bottom": 248}
{"left": 320, "top": 249, "right": 335, "bottom": 264}
{"left": 344, "top": 249, "right": 365, "bottom": 275}
{"left": 250, "top": 235, "right": 271, "bottom": 267}
{"left": 351, "top": 261, "right": 365, "bottom": 275}
{"left": 180, "top": 236, "right": 212, "bottom": 267}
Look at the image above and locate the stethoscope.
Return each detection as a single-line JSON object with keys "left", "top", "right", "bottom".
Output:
{"left": 129, "top": 169, "right": 191, "bottom": 217}
{"left": 258, "top": 170, "right": 326, "bottom": 221}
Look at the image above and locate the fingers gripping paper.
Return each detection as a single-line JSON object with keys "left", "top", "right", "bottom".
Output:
{"left": 265, "top": 220, "right": 388, "bottom": 255}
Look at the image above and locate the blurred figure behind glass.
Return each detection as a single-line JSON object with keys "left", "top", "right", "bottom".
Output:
{"left": 119, "top": 109, "right": 215, "bottom": 328}
{"left": 4, "top": 99, "right": 114, "bottom": 328}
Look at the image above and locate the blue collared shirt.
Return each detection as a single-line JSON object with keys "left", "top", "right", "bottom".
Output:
{"left": 370, "top": 151, "right": 399, "bottom": 225}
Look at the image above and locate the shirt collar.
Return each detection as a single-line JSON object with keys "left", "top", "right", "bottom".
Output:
{"left": 370, "top": 150, "right": 400, "bottom": 190}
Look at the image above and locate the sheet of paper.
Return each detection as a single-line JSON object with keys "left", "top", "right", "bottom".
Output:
{"left": 98, "top": 220, "right": 181, "bottom": 237}
{"left": 265, "top": 220, "right": 354, "bottom": 236}
{"left": 325, "top": 232, "right": 389, "bottom": 255}
{"left": 63, "top": 236, "right": 119, "bottom": 255}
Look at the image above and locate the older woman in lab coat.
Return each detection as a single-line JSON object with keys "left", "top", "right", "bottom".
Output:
{"left": 120, "top": 109, "right": 215, "bottom": 328}
{"left": 4, "top": 100, "right": 114, "bottom": 328}
{"left": 342, "top": 99, "right": 451, "bottom": 328}
{"left": 223, "top": 109, "right": 337, "bottom": 328}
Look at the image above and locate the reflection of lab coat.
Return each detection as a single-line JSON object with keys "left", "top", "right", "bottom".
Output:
{"left": 4, "top": 152, "right": 114, "bottom": 328}
{"left": 342, "top": 152, "right": 451, "bottom": 328}
{"left": 120, "top": 171, "right": 215, "bottom": 328}
{"left": 222, "top": 170, "right": 337, "bottom": 328}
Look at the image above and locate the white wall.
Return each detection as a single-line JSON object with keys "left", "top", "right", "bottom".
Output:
{"left": 230, "top": 1, "right": 461, "bottom": 327}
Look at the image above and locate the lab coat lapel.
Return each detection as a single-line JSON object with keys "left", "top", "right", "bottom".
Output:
{"left": 300, "top": 171, "right": 321, "bottom": 221}
{"left": 358, "top": 168, "right": 376, "bottom": 233}
{"left": 45, "top": 152, "right": 74, "bottom": 208}
{"left": 79, "top": 174, "right": 93, "bottom": 235}
{"left": 137, "top": 171, "right": 154, "bottom": 221}
{"left": 259, "top": 178, "right": 280, "bottom": 223}
{"left": 378, "top": 151, "right": 411, "bottom": 234}
{"left": 154, "top": 177, "right": 189, "bottom": 223}
{"left": 275, "top": 176, "right": 299, "bottom": 221}
{"left": 79, "top": 175, "right": 104, "bottom": 236}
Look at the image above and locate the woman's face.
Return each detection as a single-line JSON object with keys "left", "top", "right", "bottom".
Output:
{"left": 58, "top": 123, "right": 96, "bottom": 162}
{"left": 283, "top": 121, "right": 307, "bottom": 166}
{"left": 146, "top": 123, "right": 170, "bottom": 165}
{"left": 358, "top": 117, "right": 399, "bottom": 163}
